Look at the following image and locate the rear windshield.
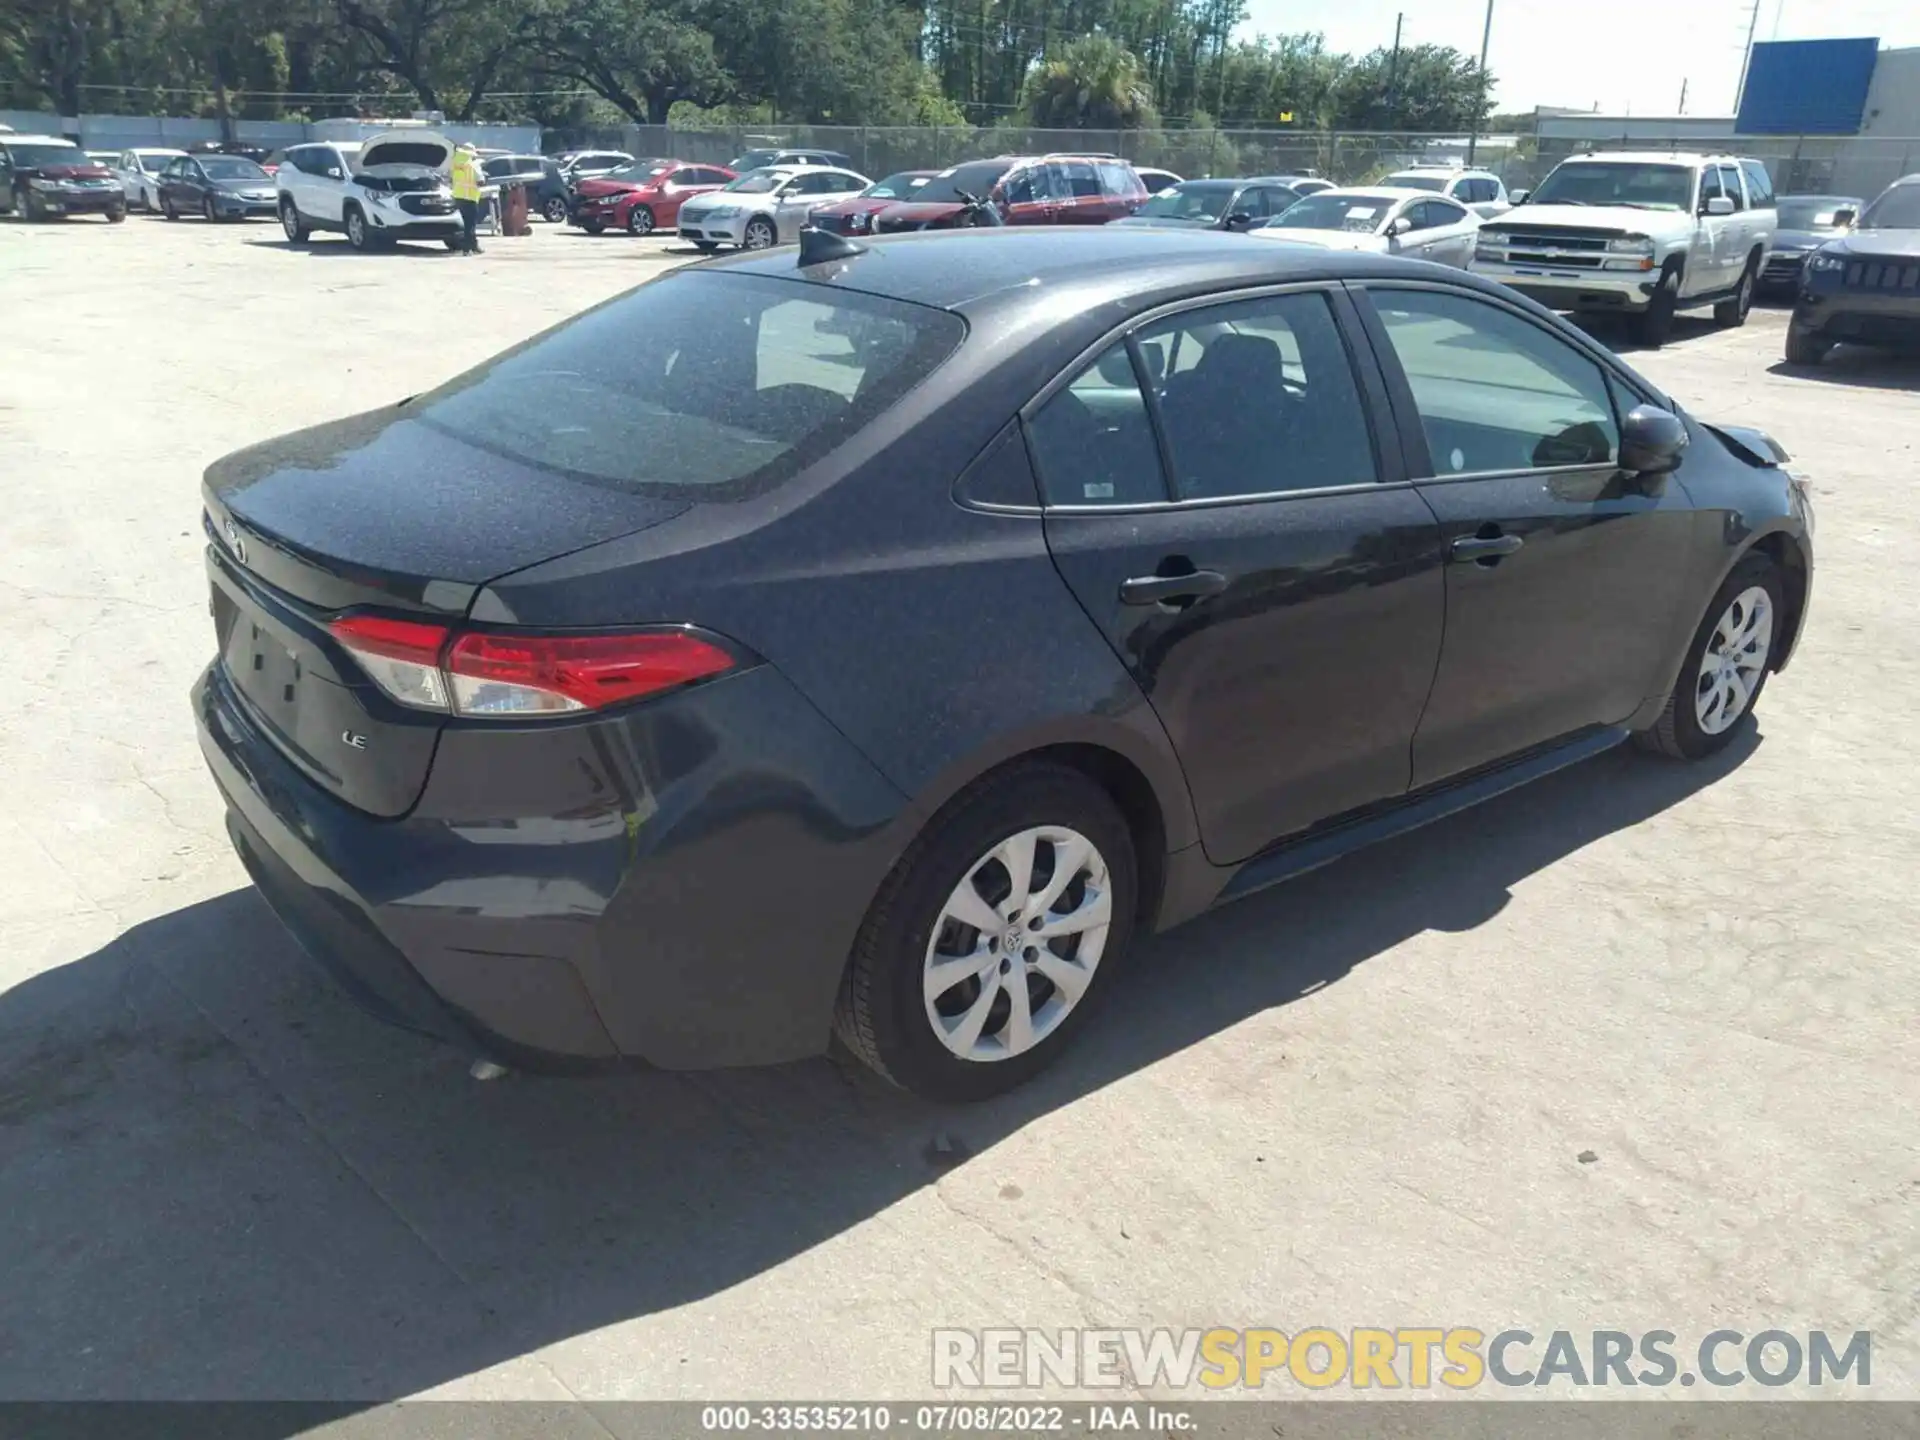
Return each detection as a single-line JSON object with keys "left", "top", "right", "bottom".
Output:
{"left": 866, "top": 172, "right": 930, "bottom": 198}
{"left": 411, "top": 272, "right": 965, "bottom": 496}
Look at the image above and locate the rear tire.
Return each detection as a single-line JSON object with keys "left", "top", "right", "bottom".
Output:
{"left": 280, "top": 199, "right": 309, "bottom": 244}
{"left": 1785, "top": 322, "right": 1831, "bottom": 366}
{"left": 1628, "top": 264, "right": 1680, "bottom": 347}
{"left": 1714, "top": 257, "right": 1757, "bottom": 327}
{"left": 107, "top": 205, "right": 126, "bottom": 223}
{"left": 1635, "top": 553, "right": 1783, "bottom": 761}
{"left": 581, "top": 217, "right": 605, "bottom": 235}
{"left": 543, "top": 196, "right": 568, "bottom": 224}
{"left": 834, "top": 763, "right": 1137, "bottom": 1102}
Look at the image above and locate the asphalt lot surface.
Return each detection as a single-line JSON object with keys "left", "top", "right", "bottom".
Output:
{"left": 3, "top": 214, "right": 1917, "bottom": 1416}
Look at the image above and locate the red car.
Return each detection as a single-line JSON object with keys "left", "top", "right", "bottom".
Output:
{"left": 816, "top": 155, "right": 1147, "bottom": 235}
{"left": 569, "top": 159, "right": 736, "bottom": 236}
{"left": 805, "top": 169, "right": 937, "bottom": 235}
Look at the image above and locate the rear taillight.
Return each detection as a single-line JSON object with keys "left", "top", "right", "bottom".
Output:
{"left": 328, "top": 617, "right": 736, "bottom": 719}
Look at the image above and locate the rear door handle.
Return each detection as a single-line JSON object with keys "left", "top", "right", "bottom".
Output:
{"left": 1449, "top": 534, "right": 1524, "bottom": 563}
{"left": 1119, "top": 570, "right": 1229, "bottom": 605}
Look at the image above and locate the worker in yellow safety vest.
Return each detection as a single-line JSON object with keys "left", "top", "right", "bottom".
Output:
{"left": 450, "top": 141, "right": 484, "bottom": 255}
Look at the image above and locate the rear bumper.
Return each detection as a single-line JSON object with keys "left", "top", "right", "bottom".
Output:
{"left": 1793, "top": 291, "right": 1920, "bottom": 349}
{"left": 1759, "top": 251, "right": 1809, "bottom": 291}
{"left": 194, "top": 659, "right": 908, "bottom": 1070}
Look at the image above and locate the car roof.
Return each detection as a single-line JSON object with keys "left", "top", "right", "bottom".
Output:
{"left": 711, "top": 225, "right": 1479, "bottom": 318}
{"left": 4, "top": 134, "right": 79, "bottom": 146}
{"left": 1316, "top": 186, "right": 1443, "bottom": 201}
{"left": 1562, "top": 151, "right": 1757, "bottom": 165}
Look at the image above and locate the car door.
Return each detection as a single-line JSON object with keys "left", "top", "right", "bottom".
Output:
{"left": 1717, "top": 162, "right": 1759, "bottom": 284}
{"left": 772, "top": 173, "right": 822, "bottom": 240}
{"left": 999, "top": 163, "right": 1059, "bottom": 226}
{"left": 1420, "top": 198, "right": 1477, "bottom": 267}
{"left": 1028, "top": 286, "right": 1445, "bottom": 863}
{"left": 1691, "top": 166, "right": 1735, "bottom": 292}
{"left": 1356, "top": 282, "right": 1696, "bottom": 787}
{"left": 311, "top": 146, "right": 350, "bottom": 223}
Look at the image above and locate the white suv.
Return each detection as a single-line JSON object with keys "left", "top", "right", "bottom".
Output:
{"left": 1472, "top": 151, "right": 1779, "bottom": 346}
{"left": 276, "top": 130, "right": 462, "bottom": 250}
{"left": 1382, "top": 165, "right": 1512, "bottom": 218}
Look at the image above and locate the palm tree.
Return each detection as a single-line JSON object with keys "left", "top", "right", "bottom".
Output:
{"left": 1020, "top": 34, "right": 1157, "bottom": 130}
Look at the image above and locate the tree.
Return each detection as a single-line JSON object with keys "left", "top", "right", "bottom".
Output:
{"left": 1332, "top": 42, "right": 1487, "bottom": 132}
{"left": 1019, "top": 33, "right": 1157, "bottom": 129}
{"left": 532, "top": 0, "right": 728, "bottom": 124}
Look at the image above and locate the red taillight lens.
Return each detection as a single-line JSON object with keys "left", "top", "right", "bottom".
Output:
{"left": 446, "top": 631, "right": 736, "bottom": 717}
{"left": 327, "top": 615, "right": 735, "bottom": 719}
{"left": 330, "top": 614, "right": 453, "bottom": 712}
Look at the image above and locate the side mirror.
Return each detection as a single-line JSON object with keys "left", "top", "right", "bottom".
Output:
{"left": 1387, "top": 216, "right": 1413, "bottom": 237}
{"left": 1223, "top": 210, "right": 1253, "bottom": 230}
{"left": 1832, "top": 207, "right": 1857, "bottom": 227}
{"left": 326, "top": 167, "right": 344, "bottom": 179}
{"left": 1703, "top": 194, "right": 1735, "bottom": 217}
{"left": 1620, "top": 404, "right": 1689, "bottom": 475}
{"left": 1508, "top": 188, "right": 1529, "bottom": 205}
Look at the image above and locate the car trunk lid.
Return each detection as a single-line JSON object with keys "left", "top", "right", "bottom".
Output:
{"left": 203, "top": 404, "right": 689, "bottom": 816}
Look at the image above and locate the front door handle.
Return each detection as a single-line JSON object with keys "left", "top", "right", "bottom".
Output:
{"left": 1450, "top": 534, "right": 1524, "bottom": 563}
{"left": 1119, "top": 570, "right": 1228, "bottom": 606}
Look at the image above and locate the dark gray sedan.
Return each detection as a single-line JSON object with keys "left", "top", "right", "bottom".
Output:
{"left": 158, "top": 153, "right": 278, "bottom": 222}
{"left": 1761, "top": 194, "right": 1864, "bottom": 295}
{"left": 193, "top": 228, "right": 1813, "bottom": 1101}
{"left": 1112, "top": 176, "right": 1304, "bottom": 232}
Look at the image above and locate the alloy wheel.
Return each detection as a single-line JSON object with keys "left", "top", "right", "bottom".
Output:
{"left": 347, "top": 210, "right": 366, "bottom": 248}
{"left": 743, "top": 218, "right": 775, "bottom": 250}
{"left": 922, "top": 825, "right": 1112, "bottom": 1063}
{"left": 627, "top": 205, "right": 654, "bottom": 236}
{"left": 1694, "top": 585, "right": 1773, "bottom": 735}
{"left": 543, "top": 197, "right": 568, "bottom": 223}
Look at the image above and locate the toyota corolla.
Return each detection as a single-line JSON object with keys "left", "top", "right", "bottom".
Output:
{"left": 194, "top": 228, "right": 1813, "bottom": 1101}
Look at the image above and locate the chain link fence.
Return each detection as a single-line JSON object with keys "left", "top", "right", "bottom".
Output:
{"left": 616, "top": 123, "right": 1920, "bottom": 201}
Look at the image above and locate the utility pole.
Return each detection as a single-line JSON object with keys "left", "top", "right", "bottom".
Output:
{"left": 1678, "top": 77, "right": 1688, "bottom": 114}
{"left": 1386, "top": 13, "right": 1404, "bottom": 129}
{"left": 1734, "top": 0, "right": 1762, "bottom": 116}
{"left": 1466, "top": 0, "right": 1493, "bottom": 165}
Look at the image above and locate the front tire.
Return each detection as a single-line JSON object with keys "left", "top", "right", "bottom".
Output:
{"left": 1628, "top": 264, "right": 1680, "bottom": 347}
{"left": 107, "top": 205, "right": 126, "bottom": 223}
{"left": 202, "top": 195, "right": 218, "bottom": 223}
{"left": 1635, "top": 554, "right": 1783, "bottom": 760}
{"left": 742, "top": 216, "right": 776, "bottom": 250}
{"left": 1785, "top": 322, "right": 1831, "bottom": 366}
{"left": 1714, "top": 257, "right": 1757, "bottom": 327}
{"left": 162, "top": 193, "right": 179, "bottom": 221}
{"left": 345, "top": 206, "right": 371, "bottom": 251}
{"left": 834, "top": 763, "right": 1137, "bottom": 1102}
{"left": 625, "top": 203, "right": 655, "bottom": 236}
{"left": 280, "top": 200, "right": 309, "bottom": 243}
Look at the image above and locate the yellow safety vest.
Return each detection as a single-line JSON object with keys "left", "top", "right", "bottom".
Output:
{"left": 450, "top": 151, "right": 482, "bottom": 202}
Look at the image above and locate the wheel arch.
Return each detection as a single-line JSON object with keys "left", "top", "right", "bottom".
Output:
{"left": 1750, "top": 529, "right": 1810, "bottom": 672}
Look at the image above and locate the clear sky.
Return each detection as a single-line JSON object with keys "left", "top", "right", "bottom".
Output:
{"left": 1238, "top": 0, "right": 1920, "bottom": 117}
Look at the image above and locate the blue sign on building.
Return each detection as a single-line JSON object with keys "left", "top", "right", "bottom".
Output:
{"left": 1737, "top": 38, "right": 1880, "bottom": 135}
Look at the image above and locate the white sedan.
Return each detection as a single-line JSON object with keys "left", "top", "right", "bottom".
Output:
{"left": 113, "top": 148, "right": 187, "bottom": 211}
{"left": 1251, "top": 186, "right": 1481, "bottom": 269}
{"left": 677, "top": 165, "right": 871, "bottom": 252}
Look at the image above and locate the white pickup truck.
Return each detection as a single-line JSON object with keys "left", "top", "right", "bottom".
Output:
{"left": 1471, "top": 152, "right": 1778, "bottom": 346}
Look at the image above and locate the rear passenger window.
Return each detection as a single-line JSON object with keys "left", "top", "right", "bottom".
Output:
{"left": 1063, "top": 162, "right": 1102, "bottom": 199}
{"left": 1095, "top": 161, "right": 1135, "bottom": 196}
{"left": 1140, "top": 292, "right": 1377, "bottom": 500}
{"left": 1026, "top": 346, "right": 1167, "bottom": 506}
{"left": 1717, "top": 165, "right": 1746, "bottom": 211}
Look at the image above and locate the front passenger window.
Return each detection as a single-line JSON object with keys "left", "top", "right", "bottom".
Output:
{"left": 1371, "top": 288, "right": 1619, "bottom": 474}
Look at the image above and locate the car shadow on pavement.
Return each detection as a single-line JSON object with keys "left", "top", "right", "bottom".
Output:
{"left": 0, "top": 731, "right": 1756, "bottom": 1407}
{"left": 1769, "top": 349, "right": 1920, "bottom": 391}
{"left": 1570, "top": 314, "right": 1720, "bottom": 354}
{"left": 241, "top": 238, "right": 455, "bottom": 259}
